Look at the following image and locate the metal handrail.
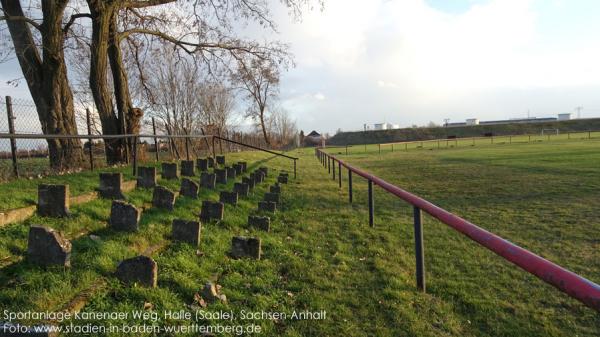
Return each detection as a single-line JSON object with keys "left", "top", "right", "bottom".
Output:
{"left": 214, "top": 135, "right": 298, "bottom": 160}
{"left": 0, "top": 133, "right": 212, "bottom": 140}
{"left": 214, "top": 136, "right": 298, "bottom": 179}
{"left": 316, "top": 148, "right": 600, "bottom": 312}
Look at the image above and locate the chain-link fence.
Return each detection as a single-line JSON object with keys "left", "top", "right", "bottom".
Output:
{"left": 0, "top": 96, "right": 276, "bottom": 182}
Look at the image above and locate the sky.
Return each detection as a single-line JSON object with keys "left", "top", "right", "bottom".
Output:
{"left": 2, "top": 0, "right": 600, "bottom": 136}
{"left": 267, "top": 0, "right": 600, "bottom": 134}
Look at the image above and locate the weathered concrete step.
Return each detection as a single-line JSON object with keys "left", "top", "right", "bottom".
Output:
{"left": 0, "top": 181, "right": 136, "bottom": 228}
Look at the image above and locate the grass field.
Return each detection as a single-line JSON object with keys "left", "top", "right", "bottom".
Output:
{"left": 0, "top": 140, "right": 598, "bottom": 336}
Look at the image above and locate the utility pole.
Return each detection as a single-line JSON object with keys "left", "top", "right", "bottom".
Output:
{"left": 443, "top": 118, "right": 450, "bottom": 127}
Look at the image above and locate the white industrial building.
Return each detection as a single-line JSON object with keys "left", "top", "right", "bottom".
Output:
{"left": 558, "top": 113, "right": 572, "bottom": 121}
{"left": 373, "top": 123, "right": 387, "bottom": 130}
{"left": 373, "top": 123, "right": 400, "bottom": 130}
{"left": 466, "top": 118, "right": 479, "bottom": 125}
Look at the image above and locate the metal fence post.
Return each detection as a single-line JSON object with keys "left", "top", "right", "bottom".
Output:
{"left": 212, "top": 136, "right": 217, "bottom": 159}
{"left": 348, "top": 169, "right": 353, "bottom": 203}
{"left": 332, "top": 158, "right": 336, "bottom": 180}
{"left": 294, "top": 159, "right": 297, "bottom": 179}
{"left": 184, "top": 130, "right": 190, "bottom": 161}
{"left": 86, "top": 108, "right": 94, "bottom": 171}
{"left": 5, "top": 96, "right": 19, "bottom": 178}
{"left": 378, "top": 144, "right": 381, "bottom": 154}
{"left": 152, "top": 117, "right": 159, "bottom": 162}
{"left": 338, "top": 162, "right": 342, "bottom": 188}
{"left": 368, "top": 179, "right": 374, "bottom": 227}
{"left": 132, "top": 136, "right": 138, "bottom": 176}
{"left": 346, "top": 145, "right": 348, "bottom": 155}
{"left": 414, "top": 206, "right": 425, "bottom": 292}
{"left": 328, "top": 156, "right": 331, "bottom": 174}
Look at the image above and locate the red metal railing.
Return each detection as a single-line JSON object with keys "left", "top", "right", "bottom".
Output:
{"left": 315, "top": 148, "right": 600, "bottom": 312}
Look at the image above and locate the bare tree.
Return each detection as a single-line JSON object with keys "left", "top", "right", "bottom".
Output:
{"left": 141, "top": 47, "right": 204, "bottom": 136}
{"left": 0, "top": 0, "right": 84, "bottom": 170}
{"left": 233, "top": 57, "right": 281, "bottom": 145}
{"left": 269, "top": 105, "right": 297, "bottom": 148}
{"left": 200, "top": 82, "right": 236, "bottom": 133}
{"left": 84, "top": 0, "right": 306, "bottom": 162}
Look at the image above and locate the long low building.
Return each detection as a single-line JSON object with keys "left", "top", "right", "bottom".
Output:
{"left": 479, "top": 117, "right": 557, "bottom": 125}
{"left": 446, "top": 116, "right": 559, "bottom": 127}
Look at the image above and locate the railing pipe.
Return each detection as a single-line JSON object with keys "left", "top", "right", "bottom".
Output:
{"left": 316, "top": 149, "right": 600, "bottom": 312}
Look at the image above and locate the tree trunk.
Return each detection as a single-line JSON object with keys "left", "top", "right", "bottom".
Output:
{"left": 87, "top": 0, "right": 127, "bottom": 165}
{"left": 108, "top": 15, "right": 143, "bottom": 158}
{"left": 2, "top": 0, "right": 83, "bottom": 170}
{"left": 259, "top": 107, "right": 271, "bottom": 146}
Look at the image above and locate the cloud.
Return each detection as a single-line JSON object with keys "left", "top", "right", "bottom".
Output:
{"left": 313, "top": 93, "right": 325, "bottom": 100}
{"left": 271, "top": 0, "right": 600, "bottom": 133}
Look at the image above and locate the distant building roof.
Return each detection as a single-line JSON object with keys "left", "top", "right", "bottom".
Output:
{"left": 306, "top": 130, "right": 321, "bottom": 137}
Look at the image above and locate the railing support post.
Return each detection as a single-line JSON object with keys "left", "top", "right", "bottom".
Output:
{"left": 338, "top": 162, "right": 342, "bottom": 188}
{"left": 328, "top": 156, "right": 331, "bottom": 174}
{"left": 332, "top": 158, "right": 336, "bottom": 180}
{"left": 212, "top": 136, "right": 216, "bottom": 159}
{"left": 414, "top": 206, "right": 425, "bottom": 292}
{"left": 368, "top": 179, "right": 374, "bottom": 227}
{"left": 348, "top": 169, "right": 353, "bottom": 203}
{"left": 184, "top": 129, "right": 190, "bottom": 161}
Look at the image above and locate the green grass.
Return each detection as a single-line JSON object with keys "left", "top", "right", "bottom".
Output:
{"left": 0, "top": 143, "right": 598, "bottom": 336}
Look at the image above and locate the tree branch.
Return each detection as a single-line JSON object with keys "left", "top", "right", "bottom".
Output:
{"left": 0, "top": 15, "right": 42, "bottom": 31}
{"left": 121, "top": 0, "right": 177, "bottom": 9}
{"left": 63, "top": 13, "right": 92, "bottom": 35}
{"left": 119, "top": 28, "right": 268, "bottom": 57}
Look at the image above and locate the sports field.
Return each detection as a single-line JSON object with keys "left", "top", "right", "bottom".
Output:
{"left": 0, "top": 139, "right": 598, "bottom": 336}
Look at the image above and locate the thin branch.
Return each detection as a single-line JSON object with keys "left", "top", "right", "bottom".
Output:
{"left": 0, "top": 15, "right": 42, "bottom": 31}
{"left": 119, "top": 28, "right": 269, "bottom": 57}
{"left": 63, "top": 13, "right": 92, "bottom": 35}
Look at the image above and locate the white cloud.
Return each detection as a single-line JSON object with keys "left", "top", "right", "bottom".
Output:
{"left": 313, "top": 93, "right": 325, "bottom": 100}
{"left": 272, "top": 0, "right": 600, "bottom": 133}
